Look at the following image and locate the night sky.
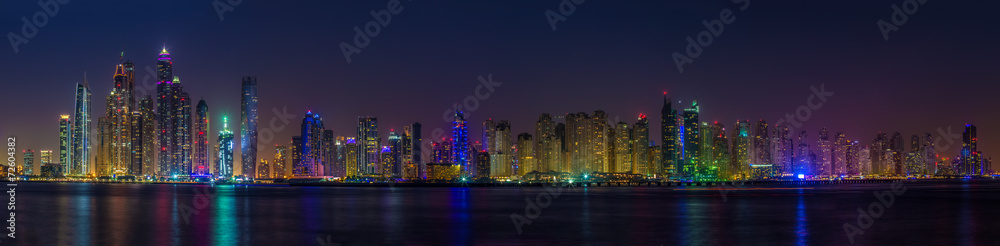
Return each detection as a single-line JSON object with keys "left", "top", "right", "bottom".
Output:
{"left": 2, "top": 0, "right": 998, "bottom": 173}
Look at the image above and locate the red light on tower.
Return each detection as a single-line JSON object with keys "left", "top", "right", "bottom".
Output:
{"left": 663, "top": 91, "right": 667, "bottom": 95}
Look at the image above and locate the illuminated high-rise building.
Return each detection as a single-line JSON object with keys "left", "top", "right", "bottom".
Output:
{"left": 730, "top": 120, "right": 751, "bottom": 179}
{"left": 193, "top": 99, "right": 210, "bottom": 176}
{"left": 490, "top": 120, "right": 513, "bottom": 177}
{"left": 129, "top": 111, "right": 144, "bottom": 176}
{"left": 614, "top": 122, "right": 632, "bottom": 173}
{"left": 110, "top": 57, "right": 136, "bottom": 176}
{"left": 591, "top": 111, "right": 609, "bottom": 173}
{"left": 711, "top": 122, "right": 730, "bottom": 180}
{"left": 772, "top": 125, "right": 792, "bottom": 174}
{"left": 535, "top": 114, "right": 557, "bottom": 172}
{"left": 753, "top": 120, "right": 770, "bottom": 166}
{"left": 476, "top": 150, "right": 490, "bottom": 179}
{"left": 632, "top": 114, "right": 650, "bottom": 176}
{"left": 401, "top": 127, "right": 413, "bottom": 177}
{"left": 241, "top": 76, "right": 258, "bottom": 179}
{"left": 661, "top": 93, "right": 678, "bottom": 176}
{"left": 322, "top": 130, "right": 335, "bottom": 176}
{"left": 817, "top": 128, "right": 831, "bottom": 176}
{"left": 71, "top": 74, "right": 91, "bottom": 176}
{"left": 59, "top": 115, "right": 70, "bottom": 175}
{"left": 178, "top": 90, "right": 192, "bottom": 176}
{"left": 846, "top": 140, "right": 859, "bottom": 176}
{"left": 516, "top": 133, "right": 534, "bottom": 175}
{"left": 96, "top": 117, "right": 111, "bottom": 176}
{"left": 859, "top": 146, "right": 872, "bottom": 175}
{"left": 388, "top": 131, "right": 402, "bottom": 177}
{"left": 22, "top": 150, "right": 34, "bottom": 176}
{"left": 796, "top": 131, "right": 810, "bottom": 175}
{"left": 357, "top": 116, "right": 379, "bottom": 176}
{"left": 483, "top": 119, "right": 496, "bottom": 153}
{"left": 871, "top": 132, "right": 888, "bottom": 175}
{"left": 257, "top": 159, "right": 270, "bottom": 179}
{"left": 344, "top": 138, "right": 358, "bottom": 177}
{"left": 217, "top": 117, "right": 235, "bottom": 179}
{"left": 137, "top": 97, "right": 156, "bottom": 177}
{"left": 923, "top": 133, "right": 936, "bottom": 175}
{"left": 890, "top": 132, "right": 904, "bottom": 176}
{"left": 298, "top": 111, "right": 324, "bottom": 177}
{"left": 410, "top": 123, "right": 422, "bottom": 178}
{"left": 682, "top": 101, "right": 700, "bottom": 176}
{"left": 273, "top": 145, "right": 288, "bottom": 179}
{"left": 154, "top": 45, "right": 193, "bottom": 178}
{"left": 961, "top": 124, "right": 978, "bottom": 175}
{"left": 833, "top": 132, "right": 847, "bottom": 176}
{"left": 451, "top": 111, "right": 471, "bottom": 175}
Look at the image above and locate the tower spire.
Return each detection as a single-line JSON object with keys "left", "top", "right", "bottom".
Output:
{"left": 82, "top": 71, "right": 89, "bottom": 88}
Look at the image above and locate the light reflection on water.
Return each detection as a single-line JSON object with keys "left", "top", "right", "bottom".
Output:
{"left": 16, "top": 182, "right": 1000, "bottom": 245}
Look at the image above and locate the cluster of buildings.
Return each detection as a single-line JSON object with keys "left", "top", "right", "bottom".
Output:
{"left": 9, "top": 46, "right": 995, "bottom": 182}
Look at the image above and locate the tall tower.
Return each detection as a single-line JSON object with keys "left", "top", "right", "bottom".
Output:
{"left": 491, "top": 120, "right": 513, "bottom": 177}
{"left": 178, "top": 89, "right": 192, "bottom": 177}
{"left": 240, "top": 76, "right": 259, "bottom": 179}
{"left": 614, "top": 122, "right": 632, "bottom": 173}
{"left": 217, "top": 116, "right": 234, "bottom": 178}
{"left": 516, "top": 133, "right": 535, "bottom": 175}
{"left": 111, "top": 58, "right": 136, "bottom": 175}
{"left": 387, "top": 131, "right": 401, "bottom": 177}
{"left": 71, "top": 73, "right": 91, "bottom": 176}
{"left": 194, "top": 99, "right": 210, "bottom": 176}
{"left": 661, "top": 92, "right": 678, "bottom": 176}
{"left": 535, "top": 114, "right": 556, "bottom": 172}
{"left": 138, "top": 97, "right": 156, "bottom": 176}
{"left": 961, "top": 124, "right": 978, "bottom": 175}
{"left": 357, "top": 116, "right": 379, "bottom": 175}
{"left": 156, "top": 45, "right": 177, "bottom": 177}
{"left": 833, "top": 132, "right": 847, "bottom": 176}
{"left": 730, "top": 120, "right": 751, "bottom": 179}
{"left": 410, "top": 122, "right": 422, "bottom": 178}
{"left": 298, "top": 111, "right": 324, "bottom": 177}
{"left": 59, "top": 115, "right": 71, "bottom": 175}
{"left": 451, "top": 111, "right": 471, "bottom": 174}
{"left": 22, "top": 150, "right": 34, "bottom": 176}
{"left": 817, "top": 128, "right": 831, "bottom": 176}
{"left": 632, "top": 114, "right": 650, "bottom": 176}
{"left": 682, "top": 101, "right": 700, "bottom": 176}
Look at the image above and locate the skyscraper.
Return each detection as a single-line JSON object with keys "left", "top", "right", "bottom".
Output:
{"left": 22, "top": 150, "right": 34, "bottom": 176}
{"left": 410, "top": 123, "right": 423, "bottom": 178}
{"left": 298, "top": 111, "right": 324, "bottom": 177}
{"left": 491, "top": 120, "right": 513, "bottom": 178}
{"left": 833, "top": 132, "right": 847, "bottom": 176}
{"left": 178, "top": 90, "right": 192, "bottom": 177}
{"left": 322, "top": 130, "right": 335, "bottom": 176}
{"left": 451, "top": 111, "right": 471, "bottom": 175}
{"left": 71, "top": 74, "right": 91, "bottom": 176}
{"left": 711, "top": 122, "right": 730, "bottom": 180}
{"left": 257, "top": 159, "right": 270, "bottom": 179}
{"left": 753, "top": 120, "right": 770, "bottom": 166}
{"left": 614, "top": 122, "right": 632, "bottom": 173}
{"left": 358, "top": 117, "right": 379, "bottom": 176}
{"left": 217, "top": 117, "right": 235, "bottom": 179}
{"left": 59, "top": 115, "right": 70, "bottom": 175}
{"left": 682, "top": 101, "right": 700, "bottom": 177}
{"left": 388, "top": 131, "right": 402, "bottom": 177}
{"left": 818, "top": 128, "right": 831, "bottom": 176}
{"left": 730, "top": 120, "right": 751, "bottom": 179}
{"left": 138, "top": 97, "right": 156, "bottom": 177}
{"left": 193, "top": 99, "right": 210, "bottom": 176}
{"left": 344, "top": 138, "right": 358, "bottom": 177}
{"left": 534, "top": 114, "right": 559, "bottom": 173}
{"left": 111, "top": 58, "right": 136, "bottom": 176}
{"left": 961, "top": 124, "right": 978, "bottom": 175}
{"left": 273, "top": 145, "right": 288, "bottom": 179}
{"left": 516, "top": 133, "right": 534, "bottom": 176}
{"left": 241, "top": 76, "right": 258, "bottom": 179}
{"left": 632, "top": 114, "right": 650, "bottom": 176}
{"left": 129, "top": 111, "right": 144, "bottom": 176}
{"left": 661, "top": 93, "right": 678, "bottom": 176}
{"left": 891, "top": 132, "right": 904, "bottom": 176}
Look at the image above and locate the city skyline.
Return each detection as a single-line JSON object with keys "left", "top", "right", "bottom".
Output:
{"left": 2, "top": 1, "right": 999, "bottom": 176}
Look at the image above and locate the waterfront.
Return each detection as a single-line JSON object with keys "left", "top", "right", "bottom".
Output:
{"left": 12, "top": 181, "right": 1000, "bottom": 245}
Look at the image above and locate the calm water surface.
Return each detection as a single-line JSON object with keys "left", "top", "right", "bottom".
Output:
{"left": 13, "top": 181, "right": 1000, "bottom": 245}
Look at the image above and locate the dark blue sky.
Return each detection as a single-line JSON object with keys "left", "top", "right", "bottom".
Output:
{"left": 2, "top": 0, "right": 998, "bottom": 171}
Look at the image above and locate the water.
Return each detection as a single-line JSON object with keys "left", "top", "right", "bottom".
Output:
{"left": 10, "top": 181, "right": 1000, "bottom": 245}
